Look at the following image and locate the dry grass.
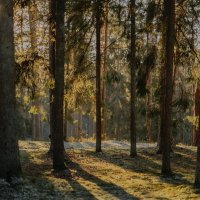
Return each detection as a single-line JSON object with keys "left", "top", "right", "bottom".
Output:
{"left": 1, "top": 141, "right": 200, "bottom": 200}
{"left": 65, "top": 137, "right": 95, "bottom": 143}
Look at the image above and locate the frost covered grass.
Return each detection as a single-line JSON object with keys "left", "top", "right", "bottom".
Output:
{"left": 0, "top": 141, "right": 200, "bottom": 199}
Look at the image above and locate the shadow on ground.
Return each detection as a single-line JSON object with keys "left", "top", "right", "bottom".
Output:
{"left": 20, "top": 147, "right": 139, "bottom": 199}
{"left": 84, "top": 146, "right": 194, "bottom": 186}
{"left": 66, "top": 156, "right": 139, "bottom": 199}
{"left": 14, "top": 141, "right": 200, "bottom": 200}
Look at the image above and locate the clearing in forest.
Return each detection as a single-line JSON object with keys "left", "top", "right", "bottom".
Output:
{"left": 0, "top": 141, "right": 200, "bottom": 200}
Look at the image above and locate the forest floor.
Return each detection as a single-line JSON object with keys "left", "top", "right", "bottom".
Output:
{"left": 0, "top": 141, "right": 200, "bottom": 200}
{"left": 64, "top": 140, "right": 156, "bottom": 150}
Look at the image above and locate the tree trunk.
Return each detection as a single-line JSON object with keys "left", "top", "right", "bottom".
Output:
{"left": 193, "top": 82, "right": 200, "bottom": 146}
{"left": 191, "top": 13, "right": 197, "bottom": 146}
{"left": 161, "top": 0, "right": 175, "bottom": 175}
{"left": 130, "top": 0, "right": 137, "bottom": 157}
{"left": 95, "top": 0, "right": 102, "bottom": 152}
{"left": 48, "top": 0, "right": 56, "bottom": 153}
{"left": 157, "top": 62, "right": 165, "bottom": 154}
{"left": 158, "top": 65, "right": 176, "bottom": 151}
{"left": 0, "top": 0, "right": 22, "bottom": 179}
{"left": 145, "top": 33, "right": 153, "bottom": 143}
{"left": 52, "top": 0, "right": 66, "bottom": 171}
{"left": 64, "top": 101, "right": 68, "bottom": 140}
{"left": 195, "top": 92, "right": 200, "bottom": 186}
{"left": 102, "top": 0, "right": 109, "bottom": 140}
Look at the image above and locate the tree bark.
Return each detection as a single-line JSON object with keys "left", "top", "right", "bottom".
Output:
{"left": 52, "top": 0, "right": 66, "bottom": 170}
{"left": 102, "top": 0, "right": 109, "bottom": 140}
{"left": 130, "top": 0, "right": 137, "bottom": 157}
{"left": 193, "top": 82, "right": 200, "bottom": 146}
{"left": 48, "top": 0, "right": 56, "bottom": 153}
{"left": 95, "top": 0, "right": 102, "bottom": 152}
{"left": 157, "top": 62, "right": 165, "bottom": 154}
{"left": 0, "top": 0, "right": 22, "bottom": 180}
{"left": 195, "top": 90, "right": 200, "bottom": 186}
{"left": 64, "top": 101, "right": 68, "bottom": 140}
{"left": 161, "top": 0, "right": 176, "bottom": 175}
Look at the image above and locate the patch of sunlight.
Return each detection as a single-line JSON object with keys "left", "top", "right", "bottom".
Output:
{"left": 16, "top": 140, "right": 200, "bottom": 199}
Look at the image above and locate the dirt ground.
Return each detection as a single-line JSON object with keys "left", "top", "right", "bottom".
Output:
{"left": 0, "top": 141, "right": 200, "bottom": 200}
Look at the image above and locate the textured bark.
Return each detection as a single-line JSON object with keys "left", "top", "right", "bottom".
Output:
{"left": 157, "top": 63, "right": 165, "bottom": 154}
{"left": 64, "top": 102, "right": 68, "bottom": 140}
{"left": 145, "top": 34, "right": 153, "bottom": 143}
{"left": 130, "top": 0, "right": 137, "bottom": 157}
{"left": 95, "top": 0, "right": 102, "bottom": 152}
{"left": 158, "top": 64, "right": 175, "bottom": 153}
{"left": 195, "top": 134, "right": 200, "bottom": 186}
{"left": 195, "top": 83, "right": 200, "bottom": 188}
{"left": 191, "top": 15, "right": 197, "bottom": 146}
{"left": 48, "top": 0, "right": 56, "bottom": 153}
{"left": 0, "top": 0, "right": 22, "bottom": 179}
{"left": 102, "top": 0, "right": 109, "bottom": 139}
{"left": 161, "top": 0, "right": 175, "bottom": 175}
{"left": 52, "top": 0, "right": 66, "bottom": 170}
{"left": 193, "top": 83, "right": 200, "bottom": 146}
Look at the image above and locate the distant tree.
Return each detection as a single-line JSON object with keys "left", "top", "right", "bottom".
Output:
{"left": 52, "top": 0, "right": 66, "bottom": 170}
{"left": 28, "top": 0, "right": 42, "bottom": 140}
{"left": 0, "top": 0, "right": 22, "bottom": 179}
{"left": 145, "top": 0, "right": 157, "bottom": 143}
{"left": 95, "top": 0, "right": 102, "bottom": 153}
{"left": 102, "top": 0, "right": 109, "bottom": 139}
{"left": 161, "top": 0, "right": 176, "bottom": 175}
{"left": 130, "top": 0, "right": 137, "bottom": 157}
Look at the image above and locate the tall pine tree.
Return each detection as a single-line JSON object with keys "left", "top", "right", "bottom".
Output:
{"left": 161, "top": 0, "right": 176, "bottom": 175}
{"left": 0, "top": 0, "right": 22, "bottom": 180}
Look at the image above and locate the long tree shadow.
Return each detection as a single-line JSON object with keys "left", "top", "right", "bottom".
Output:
{"left": 173, "top": 146, "right": 196, "bottom": 158}
{"left": 84, "top": 148, "right": 193, "bottom": 187}
{"left": 66, "top": 157, "right": 139, "bottom": 200}
{"left": 86, "top": 149, "right": 161, "bottom": 174}
{"left": 175, "top": 145, "right": 196, "bottom": 154}
{"left": 54, "top": 168, "right": 98, "bottom": 200}
{"left": 21, "top": 147, "right": 138, "bottom": 199}
{"left": 20, "top": 149, "right": 98, "bottom": 200}
{"left": 171, "top": 153, "right": 196, "bottom": 171}
{"left": 68, "top": 180, "right": 98, "bottom": 200}
{"left": 20, "top": 143, "right": 197, "bottom": 199}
